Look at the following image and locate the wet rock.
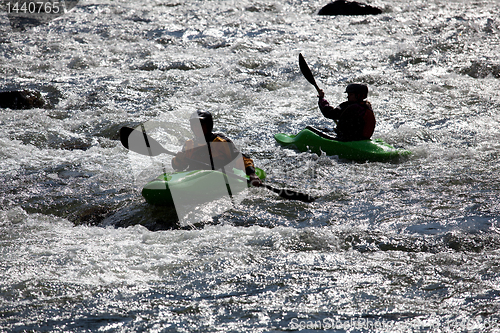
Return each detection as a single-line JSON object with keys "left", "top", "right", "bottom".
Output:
{"left": 101, "top": 204, "right": 184, "bottom": 231}
{"left": 73, "top": 206, "right": 114, "bottom": 226}
{"left": 318, "top": 0, "right": 382, "bottom": 16}
{"left": 0, "top": 90, "right": 45, "bottom": 109}
{"left": 460, "top": 61, "right": 500, "bottom": 78}
{"left": 245, "top": 4, "right": 279, "bottom": 12}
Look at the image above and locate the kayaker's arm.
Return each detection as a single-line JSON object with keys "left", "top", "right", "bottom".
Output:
{"left": 318, "top": 89, "right": 342, "bottom": 121}
{"left": 242, "top": 154, "right": 255, "bottom": 175}
{"left": 242, "top": 154, "right": 261, "bottom": 187}
{"left": 211, "top": 135, "right": 262, "bottom": 187}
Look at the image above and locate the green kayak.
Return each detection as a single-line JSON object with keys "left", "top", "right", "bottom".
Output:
{"left": 274, "top": 126, "right": 411, "bottom": 162}
{"left": 142, "top": 167, "right": 266, "bottom": 206}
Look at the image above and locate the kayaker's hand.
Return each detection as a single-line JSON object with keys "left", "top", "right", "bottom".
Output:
{"left": 248, "top": 173, "right": 262, "bottom": 187}
{"left": 317, "top": 89, "right": 325, "bottom": 99}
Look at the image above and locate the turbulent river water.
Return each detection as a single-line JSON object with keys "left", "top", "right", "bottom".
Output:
{"left": 1, "top": 0, "right": 500, "bottom": 332}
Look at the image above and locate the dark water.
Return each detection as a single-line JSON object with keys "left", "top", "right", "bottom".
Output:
{"left": 1, "top": 0, "right": 499, "bottom": 331}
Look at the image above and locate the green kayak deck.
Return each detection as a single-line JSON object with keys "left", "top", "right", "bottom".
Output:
{"left": 274, "top": 126, "right": 411, "bottom": 162}
{"left": 142, "top": 167, "right": 266, "bottom": 207}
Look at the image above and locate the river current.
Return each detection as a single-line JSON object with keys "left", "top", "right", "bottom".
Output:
{"left": 1, "top": 0, "right": 499, "bottom": 332}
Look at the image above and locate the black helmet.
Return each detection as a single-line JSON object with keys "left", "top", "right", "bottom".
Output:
{"left": 190, "top": 110, "right": 213, "bottom": 133}
{"left": 345, "top": 83, "right": 368, "bottom": 95}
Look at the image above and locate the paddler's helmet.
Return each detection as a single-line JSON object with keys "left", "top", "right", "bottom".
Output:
{"left": 190, "top": 110, "right": 213, "bottom": 133}
{"left": 345, "top": 83, "right": 368, "bottom": 99}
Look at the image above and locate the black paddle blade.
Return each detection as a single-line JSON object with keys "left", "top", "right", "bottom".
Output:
{"left": 119, "top": 126, "right": 134, "bottom": 149}
{"left": 119, "top": 126, "right": 173, "bottom": 157}
{"left": 299, "top": 53, "right": 318, "bottom": 88}
{"left": 264, "top": 184, "right": 316, "bottom": 203}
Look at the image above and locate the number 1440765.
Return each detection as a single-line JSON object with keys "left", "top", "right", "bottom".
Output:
{"left": 6, "top": 1, "right": 61, "bottom": 14}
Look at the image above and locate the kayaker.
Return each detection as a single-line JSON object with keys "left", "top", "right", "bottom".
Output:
{"left": 317, "top": 83, "right": 376, "bottom": 141}
{"left": 172, "top": 110, "right": 262, "bottom": 187}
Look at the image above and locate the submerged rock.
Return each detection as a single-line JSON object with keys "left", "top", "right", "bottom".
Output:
{"left": 318, "top": 0, "right": 382, "bottom": 16}
{"left": 0, "top": 90, "right": 45, "bottom": 109}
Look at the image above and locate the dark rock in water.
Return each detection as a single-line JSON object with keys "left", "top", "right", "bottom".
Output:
{"left": 0, "top": 90, "right": 45, "bottom": 109}
{"left": 318, "top": 0, "right": 382, "bottom": 16}
{"left": 460, "top": 61, "right": 500, "bottom": 79}
{"left": 99, "top": 204, "right": 187, "bottom": 231}
{"left": 73, "top": 206, "right": 113, "bottom": 226}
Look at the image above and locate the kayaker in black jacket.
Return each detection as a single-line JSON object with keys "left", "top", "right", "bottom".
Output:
{"left": 172, "top": 110, "right": 262, "bottom": 187}
{"left": 317, "top": 83, "right": 376, "bottom": 141}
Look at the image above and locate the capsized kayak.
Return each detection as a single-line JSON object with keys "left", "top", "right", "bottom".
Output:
{"left": 274, "top": 126, "right": 411, "bottom": 162}
{"left": 142, "top": 167, "right": 266, "bottom": 206}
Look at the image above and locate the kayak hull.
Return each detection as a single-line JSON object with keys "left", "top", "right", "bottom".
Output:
{"left": 274, "top": 127, "right": 411, "bottom": 162}
{"left": 142, "top": 167, "right": 266, "bottom": 207}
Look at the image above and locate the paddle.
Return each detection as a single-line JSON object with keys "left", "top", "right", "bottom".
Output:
{"left": 299, "top": 53, "right": 322, "bottom": 94}
{"left": 299, "top": 53, "right": 338, "bottom": 127}
{"left": 120, "top": 126, "right": 315, "bottom": 202}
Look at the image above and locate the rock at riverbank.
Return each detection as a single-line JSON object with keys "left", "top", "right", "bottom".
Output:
{"left": 0, "top": 90, "right": 45, "bottom": 109}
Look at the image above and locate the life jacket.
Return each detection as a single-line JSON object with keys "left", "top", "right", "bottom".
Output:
{"left": 172, "top": 133, "right": 255, "bottom": 175}
{"left": 336, "top": 101, "right": 375, "bottom": 141}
